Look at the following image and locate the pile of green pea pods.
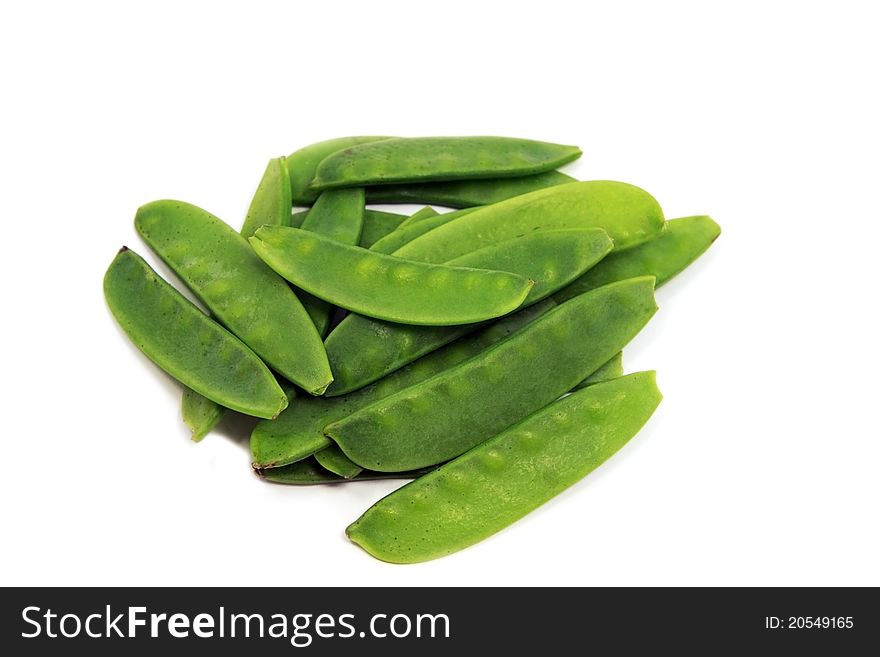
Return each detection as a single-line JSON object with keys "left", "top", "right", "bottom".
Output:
{"left": 104, "top": 136, "right": 720, "bottom": 563}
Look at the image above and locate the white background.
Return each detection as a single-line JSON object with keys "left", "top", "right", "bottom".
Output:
{"left": 2, "top": 1, "right": 878, "bottom": 587}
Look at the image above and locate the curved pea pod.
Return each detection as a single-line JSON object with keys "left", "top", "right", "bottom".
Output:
{"left": 324, "top": 228, "right": 613, "bottom": 395}
{"left": 297, "top": 188, "right": 366, "bottom": 336}
{"left": 395, "top": 205, "right": 439, "bottom": 230}
{"left": 258, "top": 458, "right": 433, "bottom": 486}
{"left": 287, "top": 136, "right": 394, "bottom": 205}
{"left": 249, "top": 227, "right": 533, "bottom": 326}
{"left": 240, "top": 156, "right": 293, "bottom": 239}
{"left": 573, "top": 352, "right": 623, "bottom": 391}
{"left": 346, "top": 371, "right": 662, "bottom": 563}
{"left": 135, "top": 200, "right": 332, "bottom": 395}
{"left": 314, "top": 445, "right": 363, "bottom": 479}
{"left": 104, "top": 248, "right": 287, "bottom": 419}
{"left": 368, "top": 208, "right": 478, "bottom": 255}
{"left": 326, "top": 277, "right": 658, "bottom": 471}
{"left": 311, "top": 136, "right": 581, "bottom": 190}
{"left": 182, "top": 387, "right": 225, "bottom": 441}
{"left": 395, "top": 181, "right": 665, "bottom": 263}
{"left": 553, "top": 215, "right": 721, "bottom": 303}
{"left": 358, "top": 210, "right": 408, "bottom": 248}
{"left": 250, "top": 300, "right": 557, "bottom": 469}
{"left": 365, "top": 170, "right": 576, "bottom": 207}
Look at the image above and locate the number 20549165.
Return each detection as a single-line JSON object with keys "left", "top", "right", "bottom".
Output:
{"left": 765, "top": 616, "right": 854, "bottom": 630}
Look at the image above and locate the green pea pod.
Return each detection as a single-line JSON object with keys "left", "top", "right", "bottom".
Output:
{"left": 364, "top": 170, "right": 576, "bottom": 208}
{"left": 311, "top": 137, "right": 581, "bottom": 190}
{"left": 325, "top": 228, "right": 613, "bottom": 395}
{"left": 287, "top": 136, "right": 394, "bottom": 205}
{"left": 314, "top": 445, "right": 363, "bottom": 479}
{"left": 326, "top": 277, "right": 657, "bottom": 471}
{"left": 104, "top": 248, "right": 287, "bottom": 419}
{"left": 135, "top": 200, "right": 332, "bottom": 395}
{"left": 358, "top": 210, "right": 408, "bottom": 248}
{"left": 250, "top": 300, "right": 557, "bottom": 469}
{"left": 182, "top": 156, "right": 296, "bottom": 437}
{"left": 346, "top": 371, "right": 662, "bottom": 563}
{"left": 250, "top": 227, "right": 533, "bottom": 326}
{"left": 395, "top": 205, "right": 439, "bottom": 230}
{"left": 572, "top": 352, "right": 624, "bottom": 391}
{"left": 297, "top": 188, "right": 366, "bottom": 336}
{"left": 395, "top": 181, "right": 665, "bottom": 263}
{"left": 240, "top": 156, "right": 293, "bottom": 239}
{"left": 258, "top": 458, "right": 433, "bottom": 485}
{"left": 368, "top": 208, "right": 478, "bottom": 255}
{"left": 553, "top": 215, "right": 721, "bottom": 303}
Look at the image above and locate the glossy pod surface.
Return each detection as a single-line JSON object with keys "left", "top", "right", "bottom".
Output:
{"left": 250, "top": 227, "right": 533, "bottom": 326}
{"left": 358, "top": 210, "right": 408, "bottom": 248}
{"left": 240, "top": 156, "right": 292, "bottom": 239}
{"left": 326, "top": 277, "right": 658, "bottom": 471}
{"left": 287, "top": 136, "right": 393, "bottom": 205}
{"left": 395, "top": 181, "right": 665, "bottom": 263}
{"left": 250, "top": 300, "right": 557, "bottom": 469}
{"left": 135, "top": 200, "right": 332, "bottom": 395}
{"left": 368, "top": 208, "right": 478, "bottom": 255}
{"left": 259, "top": 458, "right": 433, "bottom": 486}
{"left": 311, "top": 137, "right": 581, "bottom": 190}
{"left": 553, "top": 215, "right": 721, "bottom": 303}
{"left": 347, "top": 372, "right": 662, "bottom": 563}
{"left": 298, "top": 188, "right": 366, "bottom": 336}
{"left": 104, "top": 248, "right": 287, "bottom": 418}
{"left": 365, "top": 170, "right": 576, "bottom": 207}
{"left": 325, "top": 228, "right": 613, "bottom": 395}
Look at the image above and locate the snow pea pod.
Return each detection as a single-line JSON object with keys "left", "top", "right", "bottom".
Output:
{"left": 368, "top": 208, "right": 478, "bottom": 255}
{"left": 297, "top": 188, "right": 366, "bottom": 336}
{"left": 365, "top": 170, "right": 576, "bottom": 207}
{"left": 553, "top": 215, "right": 721, "bottom": 303}
{"left": 240, "top": 156, "right": 292, "bottom": 239}
{"left": 181, "top": 157, "right": 296, "bottom": 436}
{"left": 259, "top": 458, "right": 433, "bottom": 485}
{"left": 287, "top": 136, "right": 394, "bottom": 205}
{"left": 135, "top": 200, "right": 333, "bottom": 395}
{"left": 358, "top": 210, "right": 408, "bottom": 248}
{"left": 250, "top": 300, "right": 557, "bottom": 469}
{"left": 346, "top": 372, "right": 662, "bottom": 563}
{"left": 104, "top": 248, "right": 287, "bottom": 419}
{"left": 395, "top": 205, "right": 438, "bottom": 230}
{"left": 572, "top": 352, "right": 623, "bottom": 391}
{"left": 311, "top": 137, "right": 581, "bottom": 190}
{"left": 249, "top": 227, "right": 532, "bottom": 326}
{"left": 395, "top": 181, "right": 665, "bottom": 263}
{"left": 326, "top": 277, "right": 657, "bottom": 471}
{"left": 314, "top": 445, "right": 363, "bottom": 479}
{"left": 324, "top": 228, "right": 613, "bottom": 395}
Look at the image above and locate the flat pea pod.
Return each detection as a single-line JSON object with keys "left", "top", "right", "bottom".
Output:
{"left": 135, "top": 200, "right": 332, "bottom": 395}
{"left": 358, "top": 210, "right": 408, "bottom": 248}
{"left": 298, "top": 188, "right": 366, "bottom": 336}
{"left": 181, "top": 157, "right": 296, "bottom": 437}
{"left": 314, "top": 445, "right": 363, "bottom": 479}
{"left": 287, "top": 136, "right": 394, "bottom": 205}
{"left": 346, "top": 371, "right": 662, "bottom": 563}
{"left": 311, "top": 136, "right": 581, "bottom": 190}
{"left": 368, "top": 208, "right": 478, "bottom": 255}
{"left": 395, "top": 181, "right": 665, "bottom": 263}
{"left": 250, "top": 300, "right": 557, "bottom": 469}
{"left": 324, "top": 228, "right": 613, "bottom": 396}
{"left": 250, "top": 227, "right": 533, "bottom": 326}
{"left": 553, "top": 215, "right": 721, "bottom": 303}
{"left": 259, "top": 458, "right": 433, "bottom": 486}
{"left": 365, "top": 170, "right": 576, "bottom": 208}
{"left": 326, "top": 277, "right": 658, "bottom": 471}
{"left": 182, "top": 387, "right": 226, "bottom": 441}
{"left": 104, "top": 248, "right": 287, "bottom": 419}
{"left": 240, "top": 156, "right": 293, "bottom": 239}
{"left": 572, "top": 352, "right": 623, "bottom": 390}
{"left": 395, "top": 205, "right": 438, "bottom": 230}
